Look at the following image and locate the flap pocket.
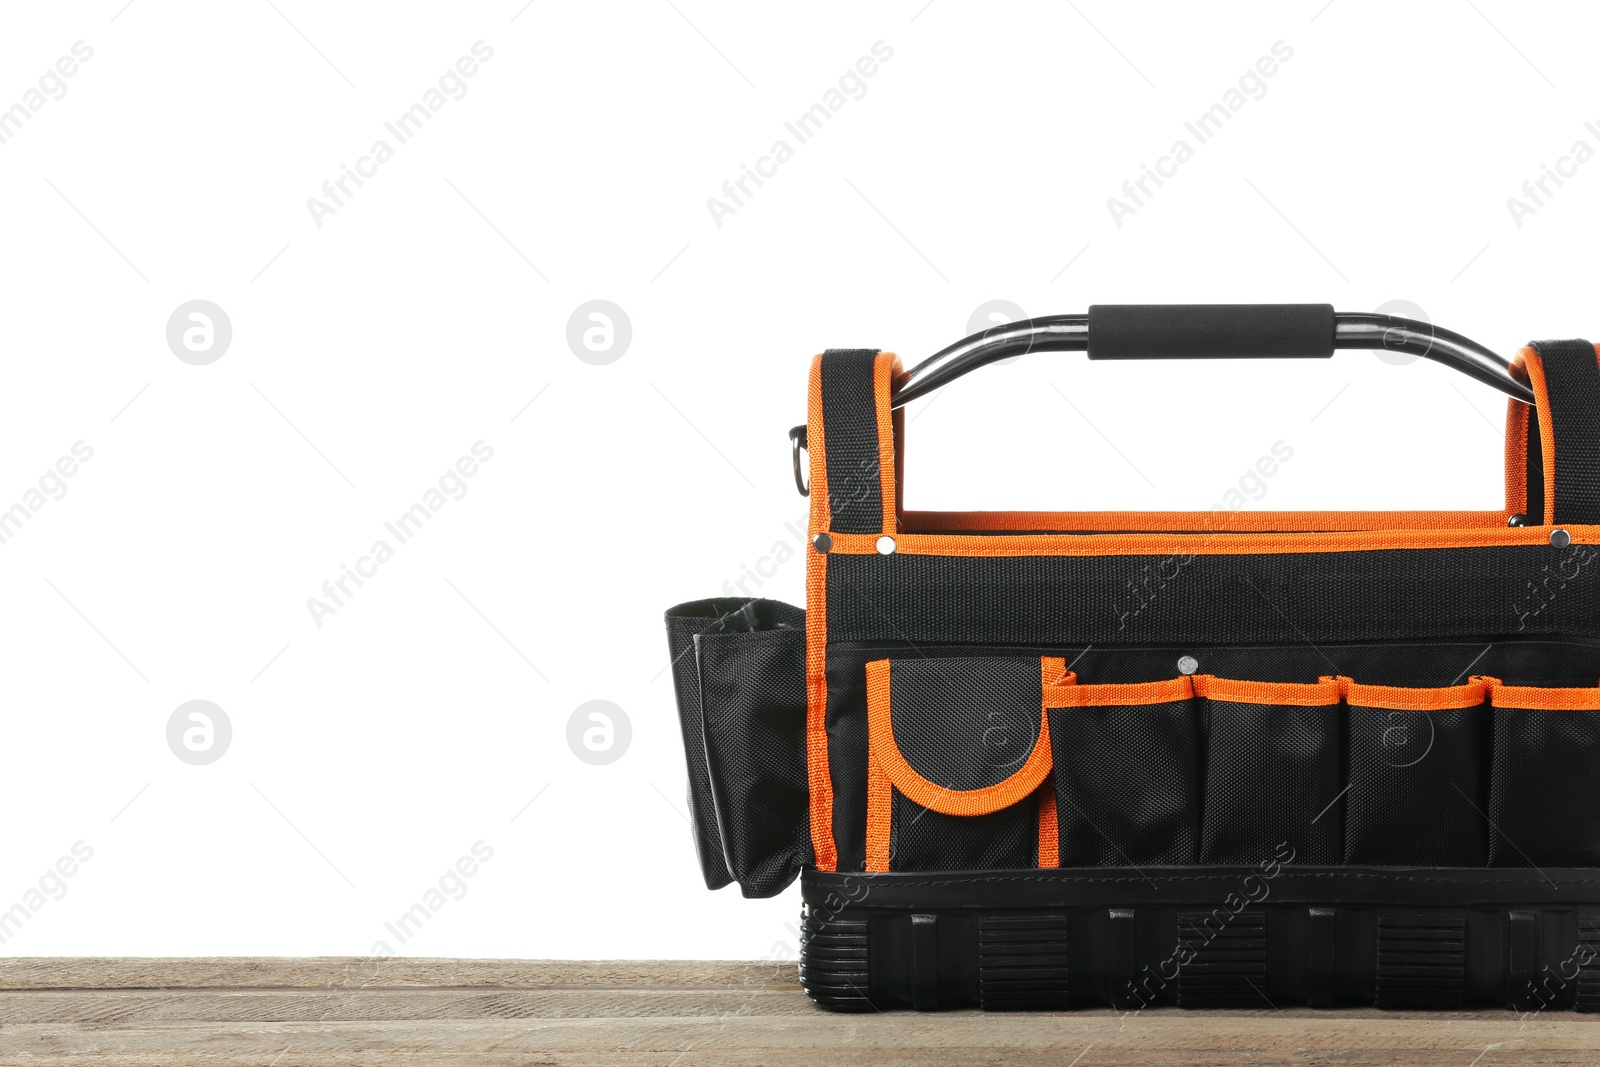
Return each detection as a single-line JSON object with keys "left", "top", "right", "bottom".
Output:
{"left": 864, "top": 656, "right": 1057, "bottom": 872}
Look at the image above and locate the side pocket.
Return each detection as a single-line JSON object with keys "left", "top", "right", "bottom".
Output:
{"left": 865, "top": 656, "right": 1056, "bottom": 873}
{"left": 664, "top": 598, "right": 806, "bottom": 895}
{"left": 1045, "top": 674, "right": 1198, "bottom": 866}
{"left": 1487, "top": 678, "right": 1600, "bottom": 867}
{"left": 1343, "top": 678, "right": 1488, "bottom": 866}
{"left": 1195, "top": 676, "right": 1343, "bottom": 865}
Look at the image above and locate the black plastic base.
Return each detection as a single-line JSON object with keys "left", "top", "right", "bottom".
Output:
{"left": 799, "top": 867, "right": 1600, "bottom": 1011}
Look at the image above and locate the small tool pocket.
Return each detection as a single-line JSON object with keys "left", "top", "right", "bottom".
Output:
{"left": 1195, "top": 676, "right": 1344, "bottom": 865}
{"left": 1487, "top": 679, "right": 1600, "bottom": 867}
{"left": 1045, "top": 674, "right": 1199, "bottom": 866}
{"left": 864, "top": 656, "right": 1057, "bottom": 872}
{"left": 664, "top": 598, "right": 809, "bottom": 897}
{"left": 1343, "top": 678, "right": 1489, "bottom": 865}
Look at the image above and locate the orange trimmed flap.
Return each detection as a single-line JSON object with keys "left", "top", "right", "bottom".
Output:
{"left": 865, "top": 656, "right": 1055, "bottom": 818}
{"left": 1342, "top": 677, "right": 1487, "bottom": 711}
{"left": 1191, "top": 674, "right": 1341, "bottom": 706}
{"left": 1044, "top": 672, "right": 1503, "bottom": 710}
{"left": 1044, "top": 671, "right": 1194, "bottom": 708}
{"left": 1486, "top": 677, "right": 1600, "bottom": 711}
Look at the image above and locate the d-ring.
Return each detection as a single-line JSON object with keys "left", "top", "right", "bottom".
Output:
{"left": 789, "top": 425, "right": 809, "bottom": 496}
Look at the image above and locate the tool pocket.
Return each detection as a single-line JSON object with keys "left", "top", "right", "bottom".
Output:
{"left": 1343, "top": 679, "right": 1489, "bottom": 866}
{"left": 1195, "top": 676, "right": 1344, "bottom": 865}
{"left": 1487, "top": 679, "right": 1600, "bottom": 867}
{"left": 664, "top": 597, "right": 809, "bottom": 897}
{"left": 864, "top": 656, "right": 1057, "bottom": 872}
{"left": 1045, "top": 674, "right": 1199, "bottom": 866}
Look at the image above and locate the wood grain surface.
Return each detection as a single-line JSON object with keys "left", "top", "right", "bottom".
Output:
{"left": 0, "top": 957, "right": 1595, "bottom": 1066}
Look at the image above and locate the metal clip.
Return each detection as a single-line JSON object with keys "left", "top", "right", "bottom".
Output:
{"left": 789, "top": 424, "right": 809, "bottom": 496}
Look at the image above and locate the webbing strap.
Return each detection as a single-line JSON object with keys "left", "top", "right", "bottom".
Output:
{"left": 817, "top": 349, "right": 888, "bottom": 534}
{"left": 1530, "top": 339, "right": 1600, "bottom": 525}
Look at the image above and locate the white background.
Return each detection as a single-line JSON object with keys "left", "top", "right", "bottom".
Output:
{"left": 0, "top": 0, "right": 1596, "bottom": 960}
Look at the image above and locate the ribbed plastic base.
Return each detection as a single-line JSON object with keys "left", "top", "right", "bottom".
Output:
{"left": 798, "top": 866, "right": 1600, "bottom": 1011}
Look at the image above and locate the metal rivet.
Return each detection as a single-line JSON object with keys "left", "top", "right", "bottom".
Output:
{"left": 1507, "top": 513, "right": 1528, "bottom": 528}
{"left": 1177, "top": 655, "right": 1199, "bottom": 676}
{"left": 1552, "top": 528, "right": 1571, "bottom": 548}
{"left": 812, "top": 532, "right": 832, "bottom": 553}
{"left": 876, "top": 535, "right": 897, "bottom": 555}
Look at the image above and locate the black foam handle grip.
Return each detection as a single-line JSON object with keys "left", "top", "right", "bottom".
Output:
{"left": 1086, "top": 303, "right": 1336, "bottom": 360}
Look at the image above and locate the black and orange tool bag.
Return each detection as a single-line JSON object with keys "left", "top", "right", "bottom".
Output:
{"left": 664, "top": 304, "right": 1600, "bottom": 1011}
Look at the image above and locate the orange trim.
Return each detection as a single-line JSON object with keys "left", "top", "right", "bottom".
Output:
{"left": 822, "top": 524, "right": 1591, "bottom": 559}
{"left": 1506, "top": 393, "right": 1529, "bottom": 515}
{"left": 865, "top": 741, "right": 892, "bottom": 873}
{"left": 805, "top": 355, "right": 837, "bottom": 871}
{"left": 865, "top": 657, "right": 1055, "bottom": 818}
{"left": 1489, "top": 679, "right": 1600, "bottom": 711}
{"left": 1523, "top": 346, "right": 1559, "bottom": 526}
{"left": 1037, "top": 786, "right": 1059, "bottom": 869}
{"left": 864, "top": 659, "right": 892, "bottom": 873}
{"left": 903, "top": 509, "right": 1513, "bottom": 534}
{"left": 1341, "top": 677, "right": 1487, "bottom": 711}
{"left": 1044, "top": 672, "right": 1193, "bottom": 707}
{"left": 892, "top": 404, "right": 906, "bottom": 533}
{"left": 1036, "top": 656, "right": 1063, "bottom": 869}
{"left": 1192, "top": 675, "right": 1341, "bottom": 706}
{"left": 873, "top": 353, "right": 901, "bottom": 534}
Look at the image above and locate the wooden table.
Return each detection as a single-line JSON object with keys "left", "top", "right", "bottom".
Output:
{"left": 0, "top": 958, "right": 1596, "bottom": 1065}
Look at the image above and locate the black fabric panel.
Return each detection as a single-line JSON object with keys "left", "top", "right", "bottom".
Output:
{"left": 826, "top": 545, "right": 1600, "bottom": 647}
{"left": 889, "top": 791, "right": 1034, "bottom": 871}
{"left": 821, "top": 640, "right": 1600, "bottom": 873}
{"left": 826, "top": 650, "right": 870, "bottom": 872}
{"left": 887, "top": 657, "right": 1040, "bottom": 791}
{"left": 819, "top": 349, "right": 885, "bottom": 534}
{"left": 665, "top": 598, "right": 793, "bottom": 889}
{"left": 697, "top": 616, "right": 811, "bottom": 898}
{"left": 1532, "top": 338, "right": 1600, "bottom": 525}
{"left": 663, "top": 599, "right": 804, "bottom": 892}
{"left": 1053, "top": 639, "right": 1600, "bottom": 688}
{"left": 1049, "top": 699, "right": 1199, "bottom": 865}
{"left": 1344, "top": 703, "right": 1488, "bottom": 865}
{"left": 1198, "top": 698, "right": 1343, "bottom": 865}
{"left": 835, "top": 638, "right": 1600, "bottom": 689}
{"left": 1488, "top": 706, "right": 1600, "bottom": 866}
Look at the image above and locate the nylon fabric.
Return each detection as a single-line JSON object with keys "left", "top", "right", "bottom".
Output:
{"left": 1531, "top": 340, "right": 1600, "bottom": 525}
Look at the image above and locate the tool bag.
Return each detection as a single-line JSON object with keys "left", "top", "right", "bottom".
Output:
{"left": 664, "top": 304, "right": 1600, "bottom": 1012}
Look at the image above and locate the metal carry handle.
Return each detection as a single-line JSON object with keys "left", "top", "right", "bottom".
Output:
{"left": 892, "top": 304, "right": 1534, "bottom": 408}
